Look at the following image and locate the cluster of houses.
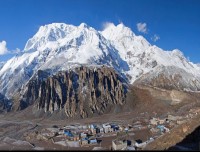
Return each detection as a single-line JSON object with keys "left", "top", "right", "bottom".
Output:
{"left": 111, "top": 111, "right": 200, "bottom": 150}
{"left": 148, "top": 113, "right": 200, "bottom": 136}
{"left": 111, "top": 135, "right": 154, "bottom": 150}
{"left": 35, "top": 112, "right": 198, "bottom": 150}
{"left": 109, "top": 114, "right": 184, "bottom": 150}
{"left": 37, "top": 122, "right": 126, "bottom": 148}
{"left": 148, "top": 114, "right": 186, "bottom": 134}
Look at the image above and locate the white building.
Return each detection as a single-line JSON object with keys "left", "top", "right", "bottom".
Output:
{"left": 103, "top": 124, "right": 112, "bottom": 133}
{"left": 112, "top": 140, "right": 127, "bottom": 150}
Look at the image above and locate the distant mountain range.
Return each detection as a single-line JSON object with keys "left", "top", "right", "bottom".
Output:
{"left": 0, "top": 22, "right": 200, "bottom": 114}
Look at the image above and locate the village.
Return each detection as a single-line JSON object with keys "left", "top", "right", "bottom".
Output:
{"left": 23, "top": 107, "right": 200, "bottom": 150}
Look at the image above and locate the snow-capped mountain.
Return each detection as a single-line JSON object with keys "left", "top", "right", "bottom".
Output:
{"left": 0, "top": 22, "right": 200, "bottom": 98}
{"left": 101, "top": 23, "right": 200, "bottom": 83}
{"left": 133, "top": 65, "right": 200, "bottom": 91}
{"left": 0, "top": 23, "right": 129, "bottom": 98}
{"left": 24, "top": 23, "right": 129, "bottom": 73}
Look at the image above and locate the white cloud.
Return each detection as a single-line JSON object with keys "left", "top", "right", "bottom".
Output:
{"left": 0, "top": 41, "right": 9, "bottom": 55}
{"left": 0, "top": 40, "right": 20, "bottom": 55}
{"left": 102, "top": 22, "right": 115, "bottom": 30}
{"left": 151, "top": 34, "right": 160, "bottom": 42}
{"left": 137, "top": 22, "right": 148, "bottom": 33}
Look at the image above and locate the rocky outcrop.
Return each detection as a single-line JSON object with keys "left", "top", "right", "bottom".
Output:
{"left": 20, "top": 66, "right": 127, "bottom": 118}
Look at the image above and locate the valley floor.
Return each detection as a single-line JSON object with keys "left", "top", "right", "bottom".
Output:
{"left": 1, "top": 86, "right": 200, "bottom": 150}
{"left": 0, "top": 105, "right": 200, "bottom": 150}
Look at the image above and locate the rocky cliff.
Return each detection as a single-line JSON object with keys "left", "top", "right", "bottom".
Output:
{"left": 19, "top": 66, "right": 127, "bottom": 118}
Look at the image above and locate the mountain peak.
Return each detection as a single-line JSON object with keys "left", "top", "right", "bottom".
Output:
{"left": 24, "top": 22, "right": 97, "bottom": 51}
{"left": 172, "top": 49, "right": 184, "bottom": 57}
{"left": 101, "top": 22, "right": 135, "bottom": 41}
{"left": 24, "top": 23, "right": 76, "bottom": 51}
{"left": 79, "top": 23, "right": 89, "bottom": 28}
{"left": 117, "top": 22, "right": 125, "bottom": 28}
{"left": 36, "top": 23, "right": 75, "bottom": 36}
{"left": 102, "top": 22, "right": 126, "bottom": 30}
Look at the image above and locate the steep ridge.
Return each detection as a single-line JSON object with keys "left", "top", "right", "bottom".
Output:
{"left": 18, "top": 66, "right": 127, "bottom": 118}
{"left": 101, "top": 23, "right": 200, "bottom": 83}
{"left": 133, "top": 66, "right": 200, "bottom": 91}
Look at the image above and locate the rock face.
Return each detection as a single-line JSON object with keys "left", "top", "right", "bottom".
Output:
{"left": 20, "top": 66, "right": 127, "bottom": 118}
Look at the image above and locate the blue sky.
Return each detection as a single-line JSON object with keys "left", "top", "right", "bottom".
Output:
{"left": 0, "top": 0, "right": 200, "bottom": 63}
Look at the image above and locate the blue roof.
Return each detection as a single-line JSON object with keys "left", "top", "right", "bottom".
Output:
{"left": 157, "top": 125, "right": 164, "bottom": 129}
{"left": 82, "top": 137, "right": 88, "bottom": 141}
{"left": 90, "top": 139, "right": 97, "bottom": 143}
{"left": 64, "top": 131, "right": 74, "bottom": 137}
